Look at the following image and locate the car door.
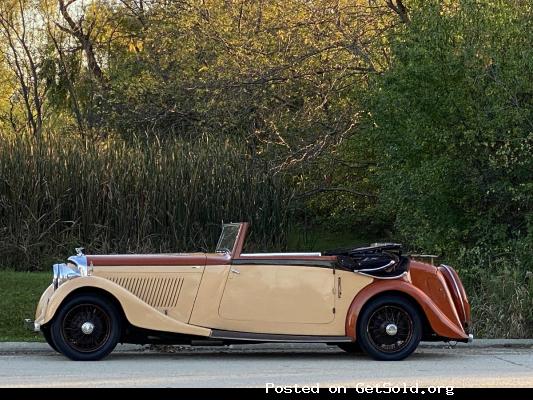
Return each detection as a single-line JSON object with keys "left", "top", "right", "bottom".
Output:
{"left": 218, "top": 263, "right": 335, "bottom": 326}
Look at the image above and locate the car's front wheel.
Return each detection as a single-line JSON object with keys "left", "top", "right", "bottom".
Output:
{"left": 50, "top": 294, "right": 122, "bottom": 361}
{"left": 356, "top": 295, "right": 422, "bottom": 361}
{"left": 41, "top": 325, "right": 58, "bottom": 352}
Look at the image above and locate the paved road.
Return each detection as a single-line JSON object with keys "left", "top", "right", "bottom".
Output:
{"left": 0, "top": 344, "right": 532, "bottom": 388}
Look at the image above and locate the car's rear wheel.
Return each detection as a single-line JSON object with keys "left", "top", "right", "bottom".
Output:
{"left": 41, "top": 325, "right": 58, "bottom": 352}
{"left": 50, "top": 294, "right": 122, "bottom": 361}
{"left": 356, "top": 295, "right": 422, "bottom": 361}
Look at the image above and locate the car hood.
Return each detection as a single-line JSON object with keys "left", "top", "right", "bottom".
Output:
{"left": 86, "top": 252, "right": 231, "bottom": 266}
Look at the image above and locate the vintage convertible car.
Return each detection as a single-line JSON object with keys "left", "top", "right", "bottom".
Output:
{"left": 26, "top": 222, "right": 472, "bottom": 361}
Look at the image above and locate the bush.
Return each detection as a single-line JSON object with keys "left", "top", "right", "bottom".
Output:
{"left": 0, "top": 132, "right": 292, "bottom": 270}
{"left": 357, "top": 0, "right": 532, "bottom": 337}
{"left": 362, "top": 0, "right": 532, "bottom": 253}
{"left": 447, "top": 239, "right": 532, "bottom": 338}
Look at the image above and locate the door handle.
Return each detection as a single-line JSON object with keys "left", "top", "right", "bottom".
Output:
{"left": 230, "top": 268, "right": 240, "bottom": 274}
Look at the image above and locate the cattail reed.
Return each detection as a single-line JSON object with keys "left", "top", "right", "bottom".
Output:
{"left": 0, "top": 132, "right": 293, "bottom": 270}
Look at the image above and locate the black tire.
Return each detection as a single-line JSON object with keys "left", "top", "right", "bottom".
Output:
{"left": 50, "top": 294, "right": 122, "bottom": 361}
{"left": 41, "top": 325, "right": 59, "bottom": 353}
{"left": 356, "top": 295, "right": 422, "bottom": 361}
{"left": 337, "top": 342, "right": 363, "bottom": 353}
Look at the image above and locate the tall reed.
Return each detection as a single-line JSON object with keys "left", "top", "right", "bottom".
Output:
{"left": 0, "top": 132, "right": 293, "bottom": 270}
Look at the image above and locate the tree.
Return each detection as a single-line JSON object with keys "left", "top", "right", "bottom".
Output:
{"left": 56, "top": 0, "right": 105, "bottom": 84}
{"left": 362, "top": 0, "right": 532, "bottom": 253}
{"left": 0, "top": 0, "right": 47, "bottom": 138}
{"left": 102, "top": 1, "right": 404, "bottom": 166}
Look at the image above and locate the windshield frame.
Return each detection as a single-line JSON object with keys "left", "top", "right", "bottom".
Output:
{"left": 215, "top": 223, "right": 242, "bottom": 254}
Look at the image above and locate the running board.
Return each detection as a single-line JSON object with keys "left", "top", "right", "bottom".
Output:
{"left": 210, "top": 329, "right": 352, "bottom": 343}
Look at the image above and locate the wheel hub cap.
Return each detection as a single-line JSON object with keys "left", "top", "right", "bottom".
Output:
{"left": 385, "top": 323, "right": 398, "bottom": 336}
{"left": 81, "top": 321, "right": 95, "bottom": 335}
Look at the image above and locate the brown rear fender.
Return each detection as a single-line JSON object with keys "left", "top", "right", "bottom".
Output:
{"left": 345, "top": 279, "right": 468, "bottom": 341}
{"left": 438, "top": 265, "right": 471, "bottom": 332}
{"left": 37, "top": 276, "right": 211, "bottom": 337}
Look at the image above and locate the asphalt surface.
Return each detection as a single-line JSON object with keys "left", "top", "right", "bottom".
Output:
{"left": 0, "top": 341, "right": 532, "bottom": 388}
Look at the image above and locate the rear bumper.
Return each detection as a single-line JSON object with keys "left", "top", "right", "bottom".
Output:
{"left": 24, "top": 319, "right": 40, "bottom": 332}
{"left": 457, "top": 333, "right": 474, "bottom": 343}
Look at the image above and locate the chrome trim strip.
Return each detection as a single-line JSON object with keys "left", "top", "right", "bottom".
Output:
{"left": 354, "top": 271, "right": 408, "bottom": 280}
{"left": 232, "top": 259, "right": 335, "bottom": 268}
{"left": 357, "top": 260, "right": 396, "bottom": 272}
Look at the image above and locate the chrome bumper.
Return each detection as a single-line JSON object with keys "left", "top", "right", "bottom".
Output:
{"left": 24, "top": 319, "right": 41, "bottom": 332}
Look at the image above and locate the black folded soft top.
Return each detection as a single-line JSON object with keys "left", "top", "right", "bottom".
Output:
{"left": 325, "top": 243, "right": 408, "bottom": 279}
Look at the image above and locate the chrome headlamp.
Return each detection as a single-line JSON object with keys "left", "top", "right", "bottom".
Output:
{"left": 52, "top": 263, "right": 80, "bottom": 289}
{"left": 52, "top": 250, "right": 89, "bottom": 290}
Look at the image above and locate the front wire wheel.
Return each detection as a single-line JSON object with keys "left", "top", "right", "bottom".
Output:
{"left": 356, "top": 295, "right": 422, "bottom": 361}
{"left": 50, "top": 294, "right": 122, "bottom": 361}
{"left": 41, "top": 325, "right": 59, "bottom": 353}
{"left": 62, "top": 304, "right": 111, "bottom": 353}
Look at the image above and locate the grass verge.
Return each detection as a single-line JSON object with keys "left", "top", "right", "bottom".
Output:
{"left": 0, "top": 271, "right": 50, "bottom": 341}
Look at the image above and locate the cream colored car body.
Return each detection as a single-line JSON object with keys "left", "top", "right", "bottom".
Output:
{"left": 35, "top": 258, "right": 372, "bottom": 338}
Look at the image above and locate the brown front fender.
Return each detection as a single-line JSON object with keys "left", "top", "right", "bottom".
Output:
{"left": 345, "top": 279, "right": 468, "bottom": 341}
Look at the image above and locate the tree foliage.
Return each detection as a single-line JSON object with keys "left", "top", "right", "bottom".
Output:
{"left": 363, "top": 0, "right": 532, "bottom": 254}
{"left": 101, "top": 0, "right": 403, "bottom": 166}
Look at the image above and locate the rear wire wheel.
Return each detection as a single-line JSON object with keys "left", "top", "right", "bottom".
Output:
{"left": 356, "top": 295, "right": 422, "bottom": 361}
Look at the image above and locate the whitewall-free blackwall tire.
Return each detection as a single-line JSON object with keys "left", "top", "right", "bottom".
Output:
{"left": 50, "top": 294, "right": 122, "bottom": 361}
{"left": 356, "top": 295, "right": 422, "bottom": 361}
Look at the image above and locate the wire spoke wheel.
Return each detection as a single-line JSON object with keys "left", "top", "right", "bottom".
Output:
{"left": 51, "top": 294, "right": 122, "bottom": 361}
{"left": 41, "top": 326, "right": 58, "bottom": 352}
{"left": 61, "top": 304, "right": 111, "bottom": 353}
{"left": 367, "top": 305, "right": 413, "bottom": 353}
{"left": 357, "top": 295, "right": 422, "bottom": 361}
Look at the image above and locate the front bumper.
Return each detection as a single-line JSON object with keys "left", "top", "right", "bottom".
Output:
{"left": 24, "top": 319, "right": 41, "bottom": 332}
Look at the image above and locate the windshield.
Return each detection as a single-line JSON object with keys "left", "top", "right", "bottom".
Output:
{"left": 215, "top": 223, "right": 241, "bottom": 253}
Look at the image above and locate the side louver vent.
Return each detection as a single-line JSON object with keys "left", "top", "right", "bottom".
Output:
{"left": 107, "top": 275, "right": 184, "bottom": 308}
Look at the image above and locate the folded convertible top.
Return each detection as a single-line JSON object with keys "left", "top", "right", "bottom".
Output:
{"left": 325, "top": 243, "right": 408, "bottom": 279}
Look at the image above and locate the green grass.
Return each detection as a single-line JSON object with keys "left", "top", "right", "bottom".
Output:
{"left": 0, "top": 271, "right": 51, "bottom": 341}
